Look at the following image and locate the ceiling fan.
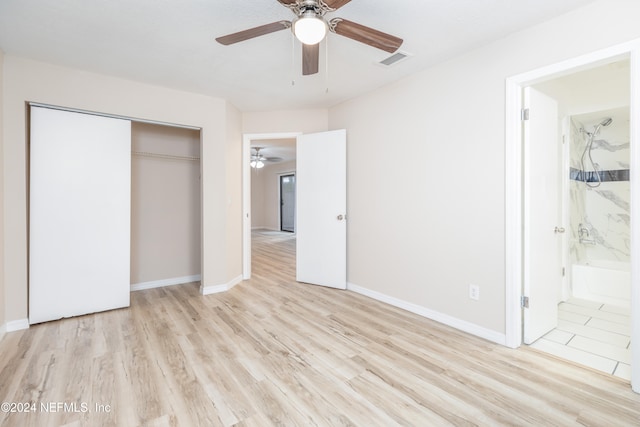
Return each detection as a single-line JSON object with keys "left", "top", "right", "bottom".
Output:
{"left": 215, "top": 0, "right": 403, "bottom": 76}
{"left": 251, "top": 147, "right": 282, "bottom": 169}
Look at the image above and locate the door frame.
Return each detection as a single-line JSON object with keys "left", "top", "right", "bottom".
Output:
{"left": 505, "top": 39, "right": 640, "bottom": 392}
{"left": 279, "top": 172, "right": 296, "bottom": 232}
{"left": 242, "top": 132, "right": 301, "bottom": 280}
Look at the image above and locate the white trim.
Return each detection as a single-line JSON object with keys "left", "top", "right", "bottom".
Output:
{"left": 347, "top": 283, "right": 506, "bottom": 345}
{"left": 130, "top": 274, "right": 202, "bottom": 292}
{"left": 200, "top": 284, "right": 227, "bottom": 295}
{"left": 7, "top": 318, "right": 30, "bottom": 331}
{"left": 200, "top": 274, "right": 243, "bottom": 296}
{"left": 227, "top": 274, "right": 243, "bottom": 290}
{"left": 0, "top": 323, "right": 6, "bottom": 342}
{"left": 242, "top": 132, "right": 302, "bottom": 280}
{"left": 505, "top": 38, "right": 640, "bottom": 392}
{"left": 630, "top": 47, "right": 640, "bottom": 393}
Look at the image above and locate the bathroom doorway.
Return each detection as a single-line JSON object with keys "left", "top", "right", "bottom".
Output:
{"left": 505, "top": 43, "right": 640, "bottom": 393}
{"left": 526, "top": 66, "right": 631, "bottom": 379}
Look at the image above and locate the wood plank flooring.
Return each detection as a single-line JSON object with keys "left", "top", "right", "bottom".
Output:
{"left": 1, "top": 229, "right": 639, "bottom": 426}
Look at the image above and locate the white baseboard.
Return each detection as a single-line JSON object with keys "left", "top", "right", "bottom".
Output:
{"left": 200, "top": 274, "right": 244, "bottom": 296}
{"left": 347, "top": 282, "right": 506, "bottom": 345}
{"left": 227, "top": 274, "right": 243, "bottom": 290}
{"left": 0, "top": 324, "right": 5, "bottom": 342}
{"left": 131, "top": 274, "right": 201, "bottom": 292}
{"left": 6, "top": 318, "right": 30, "bottom": 332}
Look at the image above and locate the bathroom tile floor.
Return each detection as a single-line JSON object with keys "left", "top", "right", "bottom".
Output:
{"left": 530, "top": 298, "right": 631, "bottom": 381}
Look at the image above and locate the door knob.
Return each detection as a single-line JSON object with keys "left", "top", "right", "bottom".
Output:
{"left": 337, "top": 214, "right": 344, "bottom": 221}
{"left": 554, "top": 226, "right": 565, "bottom": 233}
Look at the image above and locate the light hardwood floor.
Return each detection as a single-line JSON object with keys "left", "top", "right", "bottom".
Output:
{"left": 1, "top": 230, "right": 639, "bottom": 426}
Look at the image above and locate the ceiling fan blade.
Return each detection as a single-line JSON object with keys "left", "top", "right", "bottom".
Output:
{"left": 323, "top": 0, "right": 352, "bottom": 10}
{"left": 329, "top": 18, "right": 402, "bottom": 53}
{"left": 216, "top": 21, "right": 291, "bottom": 45}
{"left": 277, "top": 0, "right": 297, "bottom": 5}
{"left": 302, "top": 43, "right": 319, "bottom": 76}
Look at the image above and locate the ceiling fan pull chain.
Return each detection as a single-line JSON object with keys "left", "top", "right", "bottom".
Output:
{"left": 325, "top": 36, "right": 329, "bottom": 93}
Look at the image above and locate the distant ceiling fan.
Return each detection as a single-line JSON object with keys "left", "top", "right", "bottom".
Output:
{"left": 251, "top": 147, "right": 282, "bottom": 169}
{"left": 215, "top": 0, "right": 403, "bottom": 76}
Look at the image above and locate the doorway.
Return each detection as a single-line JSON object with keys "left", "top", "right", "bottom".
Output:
{"left": 242, "top": 130, "right": 347, "bottom": 290}
{"left": 525, "top": 69, "right": 631, "bottom": 379}
{"left": 505, "top": 42, "right": 640, "bottom": 393}
{"left": 242, "top": 133, "right": 300, "bottom": 280}
{"left": 280, "top": 174, "right": 296, "bottom": 232}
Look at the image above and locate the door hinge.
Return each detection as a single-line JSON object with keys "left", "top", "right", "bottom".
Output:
{"left": 521, "top": 108, "right": 530, "bottom": 121}
{"left": 562, "top": 266, "right": 566, "bottom": 277}
{"left": 521, "top": 296, "right": 529, "bottom": 308}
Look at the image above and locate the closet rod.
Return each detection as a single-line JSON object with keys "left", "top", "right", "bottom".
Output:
{"left": 132, "top": 151, "right": 200, "bottom": 161}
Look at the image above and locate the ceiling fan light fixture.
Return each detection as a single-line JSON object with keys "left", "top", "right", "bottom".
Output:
{"left": 250, "top": 159, "right": 265, "bottom": 169}
{"left": 293, "top": 11, "right": 327, "bottom": 45}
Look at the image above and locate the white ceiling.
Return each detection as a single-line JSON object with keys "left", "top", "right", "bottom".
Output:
{"left": 0, "top": 0, "right": 597, "bottom": 112}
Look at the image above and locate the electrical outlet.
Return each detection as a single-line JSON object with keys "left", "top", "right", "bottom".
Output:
{"left": 469, "top": 284, "right": 480, "bottom": 301}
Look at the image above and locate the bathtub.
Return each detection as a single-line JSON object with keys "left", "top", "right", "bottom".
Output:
{"left": 571, "top": 260, "right": 630, "bottom": 308}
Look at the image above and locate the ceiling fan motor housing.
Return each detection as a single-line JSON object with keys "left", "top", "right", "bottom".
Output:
{"left": 296, "top": 0, "right": 330, "bottom": 16}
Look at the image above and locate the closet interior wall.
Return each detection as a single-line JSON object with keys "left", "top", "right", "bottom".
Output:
{"left": 130, "top": 122, "right": 201, "bottom": 287}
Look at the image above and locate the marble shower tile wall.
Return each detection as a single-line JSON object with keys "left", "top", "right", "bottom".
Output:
{"left": 569, "top": 110, "right": 630, "bottom": 264}
{"left": 569, "top": 119, "right": 587, "bottom": 264}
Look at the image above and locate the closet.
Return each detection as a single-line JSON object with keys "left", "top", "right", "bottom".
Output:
{"left": 29, "top": 106, "right": 201, "bottom": 324}
{"left": 130, "top": 122, "right": 201, "bottom": 289}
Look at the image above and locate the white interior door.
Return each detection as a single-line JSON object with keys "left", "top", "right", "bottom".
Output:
{"left": 523, "top": 87, "right": 562, "bottom": 344}
{"left": 29, "top": 106, "right": 131, "bottom": 324}
{"left": 296, "top": 129, "right": 346, "bottom": 289}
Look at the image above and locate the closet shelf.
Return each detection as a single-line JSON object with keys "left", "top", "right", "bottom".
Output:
{"left": 132, "top": 151, "right": 200, "bottom": 161}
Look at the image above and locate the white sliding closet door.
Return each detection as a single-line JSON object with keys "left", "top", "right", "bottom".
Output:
{"left": 29, "top": 106, "right": 131, "bottom": 324}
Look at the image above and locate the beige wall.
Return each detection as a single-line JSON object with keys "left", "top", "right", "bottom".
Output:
{"left": 251, "top": 167, "right": 266, "bottom": 228}
{"left": 328, "top": 0, "right": 640, "bottom": 336}
{"left": 0, "top": 49, "right": 5, "bottom": 334}
{"left": 225, "top": 101, "right": 243, "bottom": 285}
{"left": 131, "top": 122, "right": 201, "bottom": 285}
{"left": 534, "top": 60, "right": 630, "bottom": 116}
{"left": 2, "top": 56, "right": 240, "bottom": 323}
{"left": 243, "top": 109, "right": 328, "bottom": 134}
{"left": 251, "top": 160, "right": 296, "bottom": 230}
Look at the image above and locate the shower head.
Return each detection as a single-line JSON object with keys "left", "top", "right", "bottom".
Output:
{"left": 593, "top": 117, "right": 613, "bottom": 136}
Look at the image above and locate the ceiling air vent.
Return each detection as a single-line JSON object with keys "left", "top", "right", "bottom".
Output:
{"left": 378, "top": 51, "right": 411, "bottom": 66}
